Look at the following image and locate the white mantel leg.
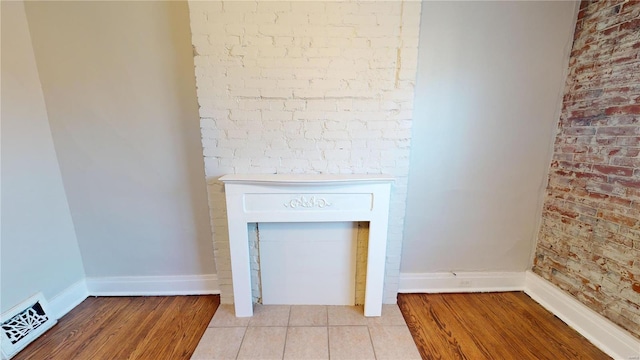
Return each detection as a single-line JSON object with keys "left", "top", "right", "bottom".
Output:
{"left": 226, "top": 190, "right": 254, "bottom": 317}
{"left": 229, "top": 223, "right": 253, "bottom": 317}
{"left": 364, "top": 226, "right": 386, "bottom": 316}
{"left": 363, "top": 184, "right": 390, "bottom": 317}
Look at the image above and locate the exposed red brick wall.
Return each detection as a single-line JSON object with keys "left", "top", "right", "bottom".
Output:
{"left": 533, "top": 0, "right": 640, "bottom": 339}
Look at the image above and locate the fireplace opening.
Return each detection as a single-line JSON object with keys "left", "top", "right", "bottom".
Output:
{"left": 248, "top": 222, "right": 370, "bottom": 306}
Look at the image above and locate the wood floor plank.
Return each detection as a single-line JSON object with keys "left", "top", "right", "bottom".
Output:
{"left": 436, "top": 294, "right": 521, "bottom": 360}
{"left": 490, "top": 292, "right": 607, "bottom": 359}
{"left": 12, "top": 295, "right": 219, "bottom": 360}
{"left": 13, "top": 297, "right": 137, "bottom": 360}
{"left": 425, "top": 294, "right": 498, "bottom": 359}
{"left": 124, "top": 296, "right": 218, "bottom": 360}
{"left": 480, "top": 294, "right": 554, "bottom": 358}
{"left": 126, "top": 296, "right": 218, "bottom": 360}
{"left": 451, "top": 292, "right": 560, "bottom": 360}
{"left": 78, "top": 296, "right": 173, "bottom": 360}
{"left": 72, "top": 297, "right": 165, "bottom": 359}
{"left": 398, "top": 292, "right": 610, "bottom": 360}
{"left": 397, "top": 293, "right": 473, "bottom": 359}
{"left": 109, "top": 296, "right": 174, "bottom": 359}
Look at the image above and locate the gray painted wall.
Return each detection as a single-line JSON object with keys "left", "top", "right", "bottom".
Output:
{"left": 1, "top": 1, "right": 85, "bottom": 312}
{"left": 23, "top": 1, "right": 215, "bottom": 278}
{"left": 402, "top": 1, "right": 579, "bottom": 273}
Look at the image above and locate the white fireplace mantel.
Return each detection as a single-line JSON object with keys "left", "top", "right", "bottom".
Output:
{"left": 220, "top": 174, "right": 394, "bottom": 317}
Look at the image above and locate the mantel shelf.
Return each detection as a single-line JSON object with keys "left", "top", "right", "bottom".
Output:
{"left": 219, "top": 174, "right": 394, "bottom": 186}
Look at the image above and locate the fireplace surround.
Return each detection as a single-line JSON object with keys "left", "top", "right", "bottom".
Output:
{"left": 220, "top": 174, "right": 393, "bottom": 317}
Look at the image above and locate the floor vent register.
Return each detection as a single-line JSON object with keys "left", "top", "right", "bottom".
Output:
{"left": 1, "top": 293, "right": 56, "bottom": 360}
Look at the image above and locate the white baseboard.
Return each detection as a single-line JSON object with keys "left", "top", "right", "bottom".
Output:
{"left": 398, "top": 271, "right": 525, "bottom": 293}
{"left": 48, "top": 279, "right": 89, "bottom": 320}
{"left": 524, "top": 271, "right": 640, "bottom": 360}
{"left": 85, "top": 274, "right": 220, "bottom": 296}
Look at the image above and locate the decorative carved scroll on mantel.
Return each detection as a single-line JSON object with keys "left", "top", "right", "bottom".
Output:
{"left": 284, "top": 196, "right": 332, "bottom": 209}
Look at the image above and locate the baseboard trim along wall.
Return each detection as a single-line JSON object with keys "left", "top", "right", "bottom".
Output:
{"left": 398, "top": 271, "right": 526, "bottom": 293}
{"left": 523, "top": 271, "right": 640, "bottom": 360}
{"left": 48, "top": 279, "right": 89, "bottom": 320}
{"left": 46, "top": 275, "right": 219, "bottom": 321}
{"left": 85, "top": 274, "right": 220, "bottom": 296}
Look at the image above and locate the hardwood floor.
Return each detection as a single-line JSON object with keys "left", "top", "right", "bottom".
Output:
{"left": 13, "top": 295, "right": 219, "bottom": 360}
{"left": 13, "top": 292, "right": 609, "bottom": 359}
{"left": 398, "top": 292, "right": 610, "bottom": 360}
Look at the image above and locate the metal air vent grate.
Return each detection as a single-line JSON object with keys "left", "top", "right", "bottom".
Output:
{"left": 1, "top": 293, "right": 56, "bottom": 360}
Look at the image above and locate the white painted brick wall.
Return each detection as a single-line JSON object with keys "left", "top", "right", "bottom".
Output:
{"left": 188, "top": 0, "right": 422, "bottom": 304}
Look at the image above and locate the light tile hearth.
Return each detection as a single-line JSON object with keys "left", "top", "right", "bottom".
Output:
{"left": 191, "top": 304, "right": 421, "bottom": 360}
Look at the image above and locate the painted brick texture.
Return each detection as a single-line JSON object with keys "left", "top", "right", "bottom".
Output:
{"left": 187, "top": 1, "right": 421, "bottom": 304}
{"left": 533, "top": 0, "right": 640, "bottom": 339}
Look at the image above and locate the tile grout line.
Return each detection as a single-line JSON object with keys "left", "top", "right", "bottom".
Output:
{"left": 326, "top": 325, "right": 331, "bottom": 360}
{"left": 327, "top": 306, "right": 331, "bottom": 359}
{"left": 234, "top": 325, "right": 248, "bottom": 360}
{"left": 367, "top": 324, "right": 378, "bottom": 360}
{"left": 282, "top": 305, "right": 292, "bottom": 360}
